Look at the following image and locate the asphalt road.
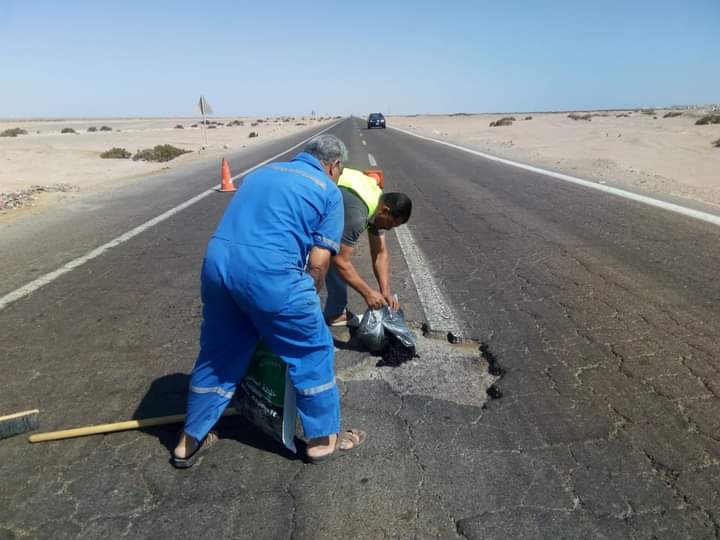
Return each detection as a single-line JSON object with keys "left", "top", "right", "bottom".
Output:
{"left": 1, "top": 117, "right": 719, "bottom": 539}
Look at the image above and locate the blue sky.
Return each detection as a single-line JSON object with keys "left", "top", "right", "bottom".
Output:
{"left": 1, "top": 0, "right": 717, "bottom": 117}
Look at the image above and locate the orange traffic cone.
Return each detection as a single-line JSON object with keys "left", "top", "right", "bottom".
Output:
{"left": 217, "top": 158, "right": 236, "bottom": 192}
{"left": 363, "top": 169, "right": 384, "bottom": 189}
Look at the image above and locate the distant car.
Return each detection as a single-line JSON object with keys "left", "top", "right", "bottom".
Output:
{"left": 367, "top": 113, "right": 386, "bottom": 129}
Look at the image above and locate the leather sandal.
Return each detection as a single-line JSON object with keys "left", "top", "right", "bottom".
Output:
{"left": 306, "top": 429, "right": 367, "bottom": 464}
{"left": 171, "top": 431, "right": 219, "bottom": 469}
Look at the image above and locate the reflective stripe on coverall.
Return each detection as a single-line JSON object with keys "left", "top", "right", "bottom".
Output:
{"left": 183, "top": 152, "right": 344, "bottom": 442}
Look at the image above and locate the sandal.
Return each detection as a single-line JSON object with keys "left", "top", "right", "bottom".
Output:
{"left": 171, "top": 431, "right": 219, "bottom": 469}
{"left": 306, "top": 429, "right": 367, "bottom": 465}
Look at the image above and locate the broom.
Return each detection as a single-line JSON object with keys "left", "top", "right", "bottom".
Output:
{"left": 28, "top": 408, "right": 240, "bottom": 443}
{"left": 0, "top": 409, "right": 40, "bottom": 440}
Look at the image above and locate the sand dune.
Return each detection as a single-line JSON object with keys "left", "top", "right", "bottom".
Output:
{"left": 389, "top": 109, "right": 720, "bottom": 209}
{"left": 0, "top": 116, "right": 332, "bottom": 215}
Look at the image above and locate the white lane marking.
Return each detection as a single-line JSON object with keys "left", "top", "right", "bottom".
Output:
{"left": 394, "top": 224, "right": 464, "bottom": 338}
{"left": 368, "top": 153, "right": 377, "bottom": 167}
{"left": 362, "top": 140, "right": 367, "bottom": 146}
{"left": 0, "top": 120, "right": 344, "bottom": 311}
{"left": 390, "top": 126, "right": 720, "bottom": 228}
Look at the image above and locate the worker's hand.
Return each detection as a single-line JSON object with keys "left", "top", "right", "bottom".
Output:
{"left": 364, "top": 289, "right": 387, "bottom": 310}
{"left": 383, "top": 292, "right": 400, "bottom": 311}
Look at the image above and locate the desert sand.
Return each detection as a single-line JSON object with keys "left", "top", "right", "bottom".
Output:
{"left": 0, "top": 116, "right": 334, "bottom": 214}
{"left": 389, "top": 109, "right": 720, "bottom": 209}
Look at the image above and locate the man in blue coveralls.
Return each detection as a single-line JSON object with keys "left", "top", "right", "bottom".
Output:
{"left": 172, "top": 134, "right": 366, "bottom": 467}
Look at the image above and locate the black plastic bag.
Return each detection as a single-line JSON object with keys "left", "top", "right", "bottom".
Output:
{"left": 357, "top": 305, "right": 416, "bottom": 353}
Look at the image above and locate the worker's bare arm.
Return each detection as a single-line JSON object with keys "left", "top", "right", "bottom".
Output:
{"left": 307, "top": 246, "right": 333, "bottom": 293}
{"left": 368, "top": 232, "right": 398, "bottom": 310}
{"left": 334, "top": 243, "right": 386, "bottom": 309}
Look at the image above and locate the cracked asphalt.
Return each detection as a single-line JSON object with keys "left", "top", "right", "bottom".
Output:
{"left": 1, "top": 118, "right": 720, "bottom": 539}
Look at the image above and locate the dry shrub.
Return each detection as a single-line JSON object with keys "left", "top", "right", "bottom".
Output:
{"left": 132, "top": 145, "right": 191, "bottom": 162}
{"left": 100, "top": 147, "right": 131, "bottom": 159}
{"left": 61, "top": 127, "right": 77, "bottom": 134}
{"left": 696, "top": 115, "right": 720, "bottom": 125}
{"left": 641, "top": 109, "right": 656, "bottom": 115}
{"left": 663, "top": 111, "right": 682, "bottom": 118}
{"left": 87, "top": 126, "right": 98, "bottom": 132}
{"left": 490, "top": 117, "right": 515, "bottom": 127}
{"left": 248, "top": 131, "right": 259, "bottom": 138}
{"left": 568, "top": 113, "right": 592, "bottom": 121}
{"left": 100, "top": 126, "right": 112, "bottom": 131}
{"left": 713, "top": 138, "right": 720, "bottom": 148}
{"left": 0, "top": 127, "right": 28, "bottom": 137}
{"left": 174, "top": 124, "right": 184, "bottom": 129}
{"left": 524, "top": 116, "right": 533, "bottom": 120}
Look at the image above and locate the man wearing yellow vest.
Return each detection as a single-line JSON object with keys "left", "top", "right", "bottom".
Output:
{"left": 324, "top": 168, "right": 412, "bottom": 326}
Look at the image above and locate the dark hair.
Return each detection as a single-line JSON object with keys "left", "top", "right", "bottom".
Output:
{"left": 381, "top": 192, "right": 412, "bottom": 223}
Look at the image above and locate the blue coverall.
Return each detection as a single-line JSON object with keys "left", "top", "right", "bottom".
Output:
{"left": 183, "top": 152, "right": 344, "bottom": 443}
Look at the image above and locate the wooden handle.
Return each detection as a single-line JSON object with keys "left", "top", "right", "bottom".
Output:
{"left": 28, "top": 408, "right": 240, "bottom": 443}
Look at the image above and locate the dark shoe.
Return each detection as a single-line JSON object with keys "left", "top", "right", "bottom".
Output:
{"left": 325, "top": 311, "right": 360, "bottom": 328}
{"left": 171, "top": 431, "right": 219, "bottom": 469}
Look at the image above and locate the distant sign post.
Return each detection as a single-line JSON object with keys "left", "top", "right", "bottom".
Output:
{"left": 198, "top": 95, "right": 213, "bottom": 148}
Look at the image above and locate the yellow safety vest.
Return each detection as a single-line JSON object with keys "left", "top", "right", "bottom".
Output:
{"left": 338, "top": 168, "right": 383, "bottom": 217}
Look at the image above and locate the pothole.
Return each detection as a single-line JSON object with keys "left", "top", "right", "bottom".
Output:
{"left": 337, "top": 326, "right": 501, "bottom": 408}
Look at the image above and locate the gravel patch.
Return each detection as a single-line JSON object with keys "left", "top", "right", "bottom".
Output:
{"left": 0, "top": 184, "right": 79, "bottom": 212}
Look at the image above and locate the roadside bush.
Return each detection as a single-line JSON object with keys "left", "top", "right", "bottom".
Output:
{"left": 713, "top": 138, "right": 720, "bottom": 148}
{"left": 132, "top": 144, "right": 191, "bottom": 162}
{"left": 248, "top": 131, "right": 259, "bottom": 138}
{"left": 174, "top": 124, "right": 184, "bottom": 129}
{"left": 696, "top": 114, "right": 720, "bottom": 125}
{"left": 100, "top": 126, "right": 112, "bottom": 131}
{"left": 489, "top": 117, "right": 515, "bottom": 127}
{"left": 208, "top": 125, "right": 217, "bottom": 129}
{"left": 568, "top": 113, "right": 592, "bottom": 121}
{"left": 190, "top": 123, "right": 198, "bottom": 127}
{"left": 227, "top": 120, "right": 244, "bottom": 126}
{"left": 87, "top": 126, "right": 98, "bottom": 132}
{"left": 663, "top": 112, "right": 682, "bottom": 118}
{"left": 0, "top": 127, "right": 28, "bottom": 137}
{"left": 100, "top": 147, "right": 131, "bottom": 159}
{"left": 295, "top": 122, "right": 306, "bottom": 126}
{"left": 61, "top": 127, "right": 77, "bottom": 134}
{"left": 524, "top": 116, "right": 533, "bottom": 120}
{"left": 250, "top": 122, "right": 258, "bottom": 127}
